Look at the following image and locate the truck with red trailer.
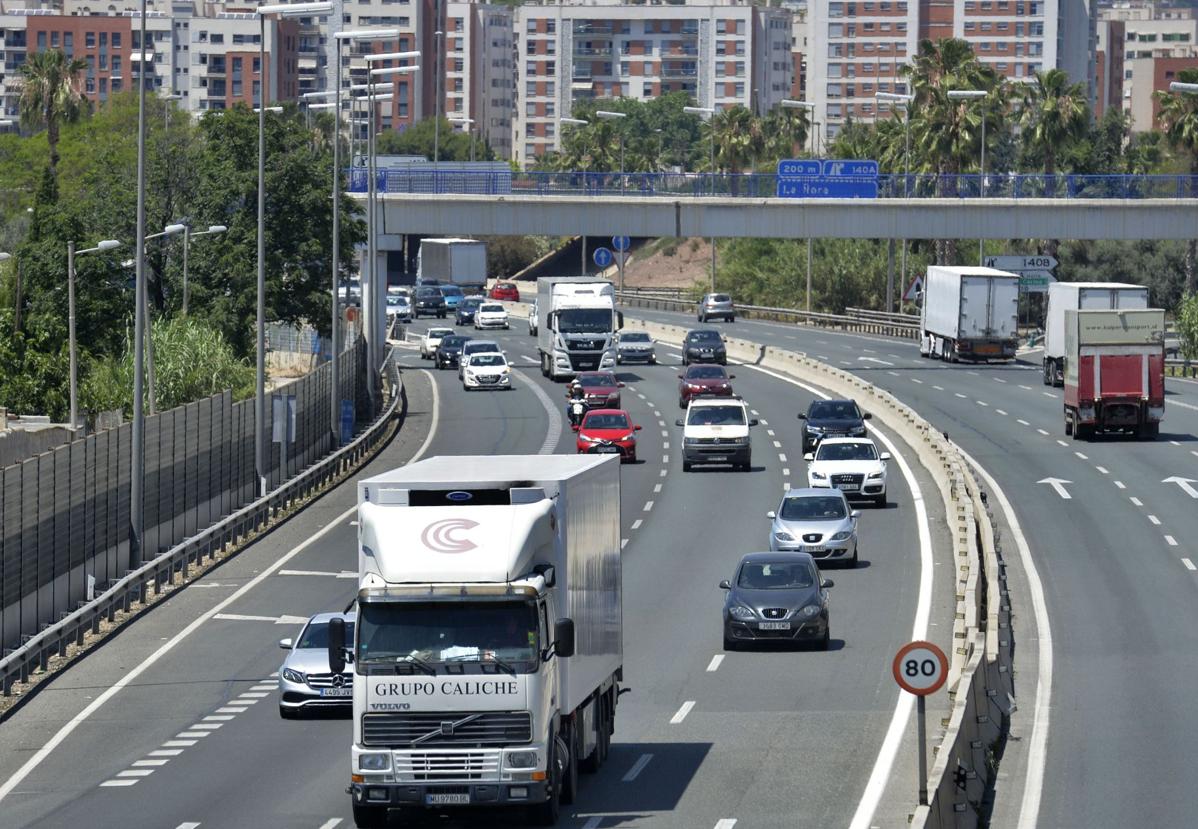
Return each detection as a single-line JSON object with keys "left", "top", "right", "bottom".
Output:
{"left": 1063, "top": 308, "right": 1166, "bottom": 440}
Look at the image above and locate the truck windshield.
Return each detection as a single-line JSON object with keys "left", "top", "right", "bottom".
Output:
{"left": 558, "top": 308, "right": 613, "bottom": 334}
{"left": 357, "top": 601, "right": 539, "bottom": 673}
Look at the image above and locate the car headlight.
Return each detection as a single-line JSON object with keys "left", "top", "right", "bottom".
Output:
{"left": 796, "top": 605, "right": 822, "bottom": 620}
{"left": 728, "top": 604, "right": 756, "bottom": 621}
{"left": 806, "top": 425, "right": 822, "bottom": 435}
{"left": 731, "top": 436, "right": 749, "bottom": 445}
{"left": 684, "top": 437, "right": 702, "bottom": 445}
{"left": 810, "top": 470, "right": 827, "bottom": 480}
{"left": 282, "top": 667, "right": 306, "bottom": 684}
{"left": 830, "top": 531, "right": 853, "bottom": 542}
{"left": 851, "top": 426, "right": 866, "bottom": 435}
{"left": 580, "top": 434, "right": 602, "bottom": 443}
{"left": 506, "top": 751, "right": 539, "bottom": 770}
{"left": 358, "top": 753, "right": 391, "bottom": 772}
{"left": 773, "top": 530, "right": 795, "bottom": 542}
{"left": 868, "top": 471, "right": 884, "bottom": 479}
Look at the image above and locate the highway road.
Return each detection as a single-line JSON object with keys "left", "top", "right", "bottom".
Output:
{"left": 625, "top": 303, "right": 1198, "bottom": 828}
{"left": 0, "top": 321, "right": 952, "bottom": 828}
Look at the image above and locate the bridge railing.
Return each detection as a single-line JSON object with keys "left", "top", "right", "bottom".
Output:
{"left": 350, "top": 170, "right": 1198, "bottom": 199}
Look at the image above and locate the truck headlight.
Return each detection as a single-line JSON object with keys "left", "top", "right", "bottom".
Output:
{"left": 282, "top": 668, "right": 306, "bottom": 684}
{"left": 506, "top": 751, "right": 539, "bottom": 769}
{"left": 358, "top": 753, "right": 392, "bottom": 772}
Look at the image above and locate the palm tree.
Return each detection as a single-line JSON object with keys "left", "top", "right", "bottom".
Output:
{"left": 1155, "top": 67, "right": 1198, "bottom": 292}
{"left": 762, "top": 106, "right": 809, "bottom": 163}
{"left": 18, "top": 49, "right": 88, "bottom": 184}
{"left": 1019, "top": 69, "right": 1089, "bottom": 177}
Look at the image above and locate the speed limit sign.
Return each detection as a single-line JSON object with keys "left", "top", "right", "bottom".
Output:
{"left": 892, "top": 640, "right": 949, "bottom": 696}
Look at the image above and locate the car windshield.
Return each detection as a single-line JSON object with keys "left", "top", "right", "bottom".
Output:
{"left": 470, "top": 354, "right": 506, "bottom": 367}
{"left": 810, "top": 401, "right": 860, "bottom": 420}
{"left": 736, "top": 561, "right": 816, "bottom": 590}
{"left": 298, "top": 620, "right": 356, "bottom": 649}
{"left": 440, "top": 286, "right": 463, "bottom": 297}
{"left": 558, "top": 308, "right": 613, "bottom": 334}
{"left": 780, "top": 495, "right": 848, "bottom": 521}
{"left": 465, "top": 342, "right": 500, "bottom": 354}
{"left": 687, "top": 406, "right": 745, "bottom": 426}
{"left": 427, "top": 328, "right": 453, "bottom": 338}
{"left": 584, "top": 413, "right": 630, "bottom": 430}
{"left": 621, "top": 332, "right": 650, "bottom": 343}
{"left": 817, "top": 442, "right": 878, "bottom": 461}
{"left": 480, "top": 304, "right": 504, "bottom": 313}
{"left": 688, "top": 331, "right": 721, "bottom": 343}
{"left": 712, "top": 294, "right": 731, "bottom": 303}
{"left": 580, "top": 374, "right": 617, "bottom": 388}
{"left": 387, "top": 296, "right": 408, "bottom": 306}
{"left": 357, "top": 601, "right": 538, "bottom": 670}
{"left": 417, "top": 288, "right": 441, "bottom": 298}
{"left": 686, "top": 366, "right": 727, "bottom": 379}
{"left": 460, "top": 299, "right": 482, "bottom": 310}
{"left": 440, "top": 336, "right": 469, "bottom": 348}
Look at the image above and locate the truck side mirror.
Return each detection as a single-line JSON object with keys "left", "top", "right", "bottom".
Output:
{"left": 553, "top": 618, "right": 575, "bottom": 658}
{"left": 327, "top": 617, "right": 347, "bottom": 674}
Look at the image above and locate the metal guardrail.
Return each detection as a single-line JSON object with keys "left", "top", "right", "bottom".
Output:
{"left": 0, "top": 353, "right": 402, "bottom": 698}
{"left": 1166, "top": 357, "right": 1197, "bottom": 378}
{"left": 614, "top": 291, "right": 921, "bottom": 340}
{"left": 844, "top": 306, "right": 920, "bottom": 325}
{"left": 350, "top": 170, "right": 1198, "bottom": 200}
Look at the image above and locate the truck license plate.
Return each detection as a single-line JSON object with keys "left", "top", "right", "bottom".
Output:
{"left": 759, "top": 622, "right": 791, "bottom": 631}
{"left": 320, "top": 688, "right": 351, "bottom": 697}
{"left": 427, "top": 793, "right": 470, "bottom": 805}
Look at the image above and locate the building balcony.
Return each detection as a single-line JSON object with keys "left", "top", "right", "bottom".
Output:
{"left": 572, "top": 23, "right": 615, "bottom": 36}
{"left": 660, "top": 64, "right": 698, "bottom": 79}
{"left": 574, "top": 46, "right": 613, "bottom": 56}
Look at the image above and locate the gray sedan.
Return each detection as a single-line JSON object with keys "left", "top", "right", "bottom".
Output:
{"left": 616, "top": 331, "right": 657, "bottom": 364}
{"left": 720, "top": 552, "right": 833, "bottom": 650}
{"left": 278, "top": 611, "right": 355, "bottom": 718}
{"left": 767, "top": 488, "right": 860, "bottom": 567}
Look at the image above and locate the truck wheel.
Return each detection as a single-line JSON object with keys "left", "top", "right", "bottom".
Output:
{"left": 352, "top": 802, "right": 389, "bottom": 828}
{"left": 1064, "top": 411, "right": 1073, "bottom": 436}
{"left": 529, "top": 735, "right": 563, "bottom": 826}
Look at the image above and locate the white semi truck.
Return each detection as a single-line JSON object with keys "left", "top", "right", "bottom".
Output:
{"left": 918, "top": 266, "right": 1020, "bottom": 362}
{"left": 536, "top": 277, "right": 622, "bottom": 381}
{"left": 1042, "top": 281, "right": 1149, "bottom": 386}
{"left": 417, "top": 238, "right": 488, "bottom": 295}
{"left": 331, "top": 455, "right": 623, "bottom": 827}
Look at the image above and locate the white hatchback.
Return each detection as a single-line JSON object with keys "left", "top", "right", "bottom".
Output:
{"left": 805, "top": 437, "right": 890, "bottom": 506}
{"left": 420, "top": 327, "right": 455, "bottom": 360}
{"left": 461, "top": 352, "right": 512, "bottom": 390}
{"left": 474, "top": 302, "right": 510, "bottom": 330}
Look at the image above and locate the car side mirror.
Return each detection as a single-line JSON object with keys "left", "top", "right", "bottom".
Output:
{"left": 880, "top": 452, "right": 891, "bottom": 461}
{"left": 571, "top": 424, "right": 580, "bottom": 432}
{"left": 821, "top": 578, "right": 834, "bottom": 589}
{"left": 278, "top": 638, "right": 293, "bottom": 650}
{"left": 675, "top": 419, "right": 684, "bottom": 427}
{"left": 850, "top": 510, "right": 861, "bottom": 519}
{"left": 553, "top": 618, "right": 575, "bottom": 658}
{"left": 749, "top": 419, "right": 759, "bottom": 427}
{"left": 797, "top": 413, "right": 807, "bottom": 420}
{"left": 766, "top": 510, "right": 777, "bottom": 519}
{"left": 862, "top": 412, "right": 872, "bottom": 420}
{"left": 634, "top": 424, "right": 643, "bottom": 431}
{"left": 729, "top": 374, "right": 736, "bottom": 379}
{"left": 677, "top": 374, "right": 684, "bottom": 379}
{"left": 618, "top": 382, "right": 626, "bottom": 387}
{"left": 327, "top": 617, "right": 347, "bottom": 675}
{"left": 719, "top": 579, "right": 732, "bottom": 590}
{"left": 803, "top": 452, "right": 814, "bottom": 462}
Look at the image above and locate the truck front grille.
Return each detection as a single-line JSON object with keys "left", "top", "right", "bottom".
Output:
{"left": 362, "top": 711, "right": 532, "bottom": 748}
{"left": 396, "top": 751, "right": 501, "bottom": 781}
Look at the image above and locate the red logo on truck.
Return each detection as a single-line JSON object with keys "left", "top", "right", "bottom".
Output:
{"left": 420, "top": 519, "right": 479, "bottom": 553}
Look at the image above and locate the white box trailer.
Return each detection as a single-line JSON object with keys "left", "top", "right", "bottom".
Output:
{"left": 417, "top": 238, "right": 488, "bottom": 293}
{"left": 1042, "top": 281, "right": 1149, "bottom": 386}
{"left": 918, "top": 266, "right": 1020, "bottom": 362}
{"left": 340, "top": 455, "right": 622, "bottom": 827}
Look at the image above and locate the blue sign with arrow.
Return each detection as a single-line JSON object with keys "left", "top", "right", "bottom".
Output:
{"left": 611, "top": 235, "right": 630, "bottom": 252}
{"left": 593, "top": 247, "right": 614, "bottom": 268}
{"left": 776, "top": 158, "right": 879, "bottom": 199}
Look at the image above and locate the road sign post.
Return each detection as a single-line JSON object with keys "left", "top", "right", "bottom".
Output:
{"left": 612, "top": 236, "right": 630, "bottom": 293}
{"left": 892, "top": 640, "right": 949, "bottom": 805}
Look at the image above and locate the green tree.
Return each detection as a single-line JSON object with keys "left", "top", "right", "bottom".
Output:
{"left": 1177, "top": 293, "right": 1198, "bottom": 361}
{"left": 1018, "top": 69, "right": 1090, "bottom": 177}
{"left": 375, "top": 116, "right": 494, "bottom": 162}
{"left": 761, "top": 105, "right": 810, "bottom": 166}
{"left": 18, "top": 49, "right": 88, "bottom": 184}
{"left": 1155, "top": 68, "right": 1198, "bottom": 292}
{"left": 710, "top": 105, "right": 764, "bottom": 174}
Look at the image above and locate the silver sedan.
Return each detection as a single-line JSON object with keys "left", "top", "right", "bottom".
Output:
{"left": 767, "top": 488, "right": 860, "bottom": 568}
{"left": 278, "top": 611, "right": 355, "bottom": 718}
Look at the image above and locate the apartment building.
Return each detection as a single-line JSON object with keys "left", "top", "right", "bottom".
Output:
{"left": 512, "top": 0, "right": 794, "bottom": 166}
{"left": 445, "top": 1, "right": 513, "bottom": 158}
{"left": 1097, "top": 2, "right": 1197, "bottom": 129}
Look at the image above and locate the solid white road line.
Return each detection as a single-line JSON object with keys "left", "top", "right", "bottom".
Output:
{"left": 669, "top": 701, "right": 696, "bottom": 724}
{"left": 706, "top": 655, "right": 724, "bottom": 672}
{"left": 622, "top": 754, "right": 653, "bottom": 783}
{"left": 1183, "top": 558, "right": 1197, "bottom": 571}
{"left": 514, "top": 369, "right": 561, "bottom": 455}
{"left": 0, "top": 373, "right": 446, "bottom": 806}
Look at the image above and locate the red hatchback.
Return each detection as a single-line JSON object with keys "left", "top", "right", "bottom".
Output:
{"left": 678, "top": 364, "right": 736, "bottom": 408}
{"left": 574, "top": 409, "right": 642, "bottom": 462}
{"left": 489, "top": 282, "right": 520, "bottom": 301}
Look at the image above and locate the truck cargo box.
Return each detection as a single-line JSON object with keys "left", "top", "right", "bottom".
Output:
{"left": 1044, "top": 282, "right": 1148, "bottom": 362}
{"left": 920, "top": 266, "right": 1019, "bottom": 360}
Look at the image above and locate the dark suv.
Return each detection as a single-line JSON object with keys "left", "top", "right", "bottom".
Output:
{"left": 798, "top": 399, "right": 870, "bottom": 453}
{"left": 682, "top": 329, "right": 727, "bottom": 366}
{"left": 414, "top": 286, "right": 447, "bottom": 319}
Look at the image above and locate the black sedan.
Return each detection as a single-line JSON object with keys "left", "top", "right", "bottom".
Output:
{"left": 682, "top": 329, "right": 727, "bottom": 366}
{"left": 414, "top": 287, "right": 447, "bottom": 319}
{"left": 798, "top": 398, "right": 870, "bottom": 453}
{"left": 455, "top": 297, "right": 484, "bottom": 326}
{"left": 720, "top": 552, "right": 832, "bottom": 651}
{"left": 435, "top": 335, "right": 472, "bottom": 370}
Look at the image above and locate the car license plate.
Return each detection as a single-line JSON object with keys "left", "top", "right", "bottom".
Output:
{"left": 706, "top": 455, "right": 727, "bottom": 462}
{"left": 597, "top": 446, "right": 621, "bottom": 453}
{"left": 800, "top": 545, "right": 827, "bottom": 554}
{"left": 837, "top": 483, "right": 859, "bottom": 491}
{"left": 759, "top": 621, "right": 791, "bottom": 631}
{"left": 426, "top": 793, "right": 470, "bottom": 805}
{"left": 320, "top": 688, "right": 351, "bottom": 697}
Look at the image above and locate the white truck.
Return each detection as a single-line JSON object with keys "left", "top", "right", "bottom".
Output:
{"left": 417, "top": 238, "right": 488, "bottom": 295}
{"left": 331, "top": 455, "right": 623, "bottom": 828}
{"left": 1042, "top": 281, "right": 1149, "bottom": 386}
{"left": 918, "top": 266, "right": 1020, "bottom": 362}
{"left": 536, "top": 277, "right": 622, "bottom": 380}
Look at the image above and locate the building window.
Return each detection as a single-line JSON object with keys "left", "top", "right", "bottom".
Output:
{"left": 86, "top": 31, "right": 96, "bottom": 48}
{"left": 547, "top": 19, "right": 555, "bottom": 33}
{"left": 546, "top": 100, "right": 555, "bottom": 116}
{"left": 546, "top": 81, "right": 555, "bottom": 95}
{"left": 111, "top": 55, "right": 121, "bottom": 75}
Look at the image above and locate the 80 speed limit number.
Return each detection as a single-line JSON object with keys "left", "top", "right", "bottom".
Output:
{"left": 891, "top": 640, "right": 949, "bottom": 696}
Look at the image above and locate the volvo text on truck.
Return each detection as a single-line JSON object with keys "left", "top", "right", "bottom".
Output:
{"left": 536, "top": 277, "right": 622, "bottom": 381}
{"left": 1042, "top": 281, "right": 1148, "bottom": 387}
{"left": 417, "top": 238, "right": 488, "bottom": 295}
{"left": 918, "top": 266, "right": 1020, "bottom": 362}
{"left": 1063, "top": 308, "right": 1166, "bottom": 440}
{"left": 330, "top": 455, "right": 623, "bottom": 827}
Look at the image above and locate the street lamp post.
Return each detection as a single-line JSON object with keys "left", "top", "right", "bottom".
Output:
{"left": 1169, "top": 81, "right": 1198, "bottom": 93}
{"left": 560, "top": 117, "right": 589, "bottom": 274}
{"left": 182, "top": 224, "right": 227, "bottom": 315}
{"left": 130, "top": 0, "right": 151, "bottom": 566}
{"left": 142, "top": 223, "right": 187, "bottom": 415}
{"left": 948, "top": 89, "right": 988, "bottom": 264}
{"left": 67, "top": 238, "right": 121, "bottom": 430}
{"left": 684, "top": 106, "right": 718, "bottom": 291}
{"left": 434, "top": 30, "right": 444, "bottom": 170}
{"left": 877, "top": 91, "right": 914, "bottom": 310}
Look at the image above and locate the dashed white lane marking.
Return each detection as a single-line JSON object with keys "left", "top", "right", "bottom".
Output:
{"left": 977, "top": 400, "right": 988, "bottom": 407}
{"left": 177, "top": 732, "right": 209, "bottom": 739}
{"left": 888, "top": 354, "right": 903, "bottom": 360}
{"left": 1018, "top": 419, "right": 1030, "bottom": 426}
{"left": 621, "top": 539, "right": 629, "bottom": 549}
{"left": 192, "top": 724, "right": 222, "bottom": 730}
{"left": 955, "top": 393, "right": 968, "bottom": 399}
{"left": 772, "top": 440, "right": 782, "bottom": 448}
{"left": 670, "top": 701, "right": 696, "bottom": 724}
{"left": 133, "top": 759, "right": 171, "bottom": 767}
{"left": 996, "top": 409, "right": 1008, "bottom": 416}
{"left": 1166, "top": 536, "right": 1179, "bottom": 546}
{"left": 863, "top": 348, "right": 876, "bottom": 353}
{"left": 782, "top": 468, "right": 790, "bottom": 478}
{"left": 1019, "top": 385, "right": 1033, "bottom": 390}
{"left": 750, "top": 409, "right": 760, "bottom": 416}
{"left": 239, "top": 692, "right": 270, "bottom": 699}
{"left": 759, "top": 419, "right": 768, "bottom": 426}
{"left": 116, "top": 769, "right": 155, "bottom": 778}
{"left": 162, "top": 740, "right": 197, "bottom": 748}
{"left": 643, "top": 501, "right": 654, "bottom": 512}
{"left": 318, "top": 820, "right": 343, "bottom": 829}
{"left": 967, "top": 370, "right": 979, "bottom": 376}
{"left": 148, "top": 749, "right": 185, "bottom": 757}
{"left": 887, "top": 371, "right": 900, "bottom": 377}
{"left": 636, "top": 392, "right": 646, "bottom": 400}
{"left": 707, "top": 655, "right": 725, "bottom": 672}
{"left": 654, "top": 483, "right": 662, "bottom": 493}
{"left": 663, "top": 441, "right": 670, "bottom": 450}
{"left": 1184, "top": 558, "right": 1197, "bottom": 571}
{"left": 911, "top": 378, "right": 923, "bottom": 384}
{"left": 214, "top": 707, "right": 247, "bottom": 715}
{"left": 1115, "top": 481, "right": 1126, "bottom": 489}
{"left": 177, "top": 824, "right": 202, "bottom": 829}
{"left": 1131, "top": 497, "right": 1144, "bottom": 507}
{"left": 1042, "top": 392, "right": 1056, "bottom": 398}
{"left": 933, "top": 385, "right": 944, "bottom": 391}
{"left": 98, "top": 779, "right": 138, "bottom": 787}
{"left": 1036, "top": 429, "right": 1050, "bottom": 436}
{"left": 654, "top": 410, "right": 662, "bottom": 418}
{"left": 659, "top": 468, "right": 667, "bottom": 477}
{"left": 995, "top": 378, "right": 1007, "bottom": 383}
{"left": 661, "top": 429, "right": 668, "bottom": 437}
{"left": 1095, "top": 466, "right": 1109, "bottom": 475}
{"left": 1149, "top": 515, "right": 1162, "bottom": 525}
{"left": 622, "top": 754, "right": 654, "bottom": 783}
{"left": 1074, "top": 452, "right": 1088, "bottom": 460}
{"left": 662, "top": 454, "right": 670, "bottom": 464}
{"left": 714, "top": 820, "right": 738, "bottom": 829}
{"left": 1056, "top": 440, "right": 1068, "bottom": 447}
{"left": 778, "top": 453, "right": 788, "bottom": 463}
{"left": 204, "top": 715, "right": 235, "bottom": 722}
{"left": 1192, "top": 450, "right": 1198, "bottom": 459}
{"left": 631, "top": 519, "right": 643, "bottom": 531}
{"left": 767, "top": 428, "right": 776, "bottom": 436}
{"left": 582, "top": 818, "right": 603, "bottom": 829}
{"left": 1170, "top": 440, "right": 1181, "bottom": 446}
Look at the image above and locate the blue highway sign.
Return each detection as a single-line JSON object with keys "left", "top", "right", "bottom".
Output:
{"left": 776, "top": 178, "right": 878, "bottom": 198}
{"left": 593, "top": 247, "right": 614, "bottom": 268}
{"left": 777, "top": 160, "right": 821, "bottom": 177}
{"left": 611, "top": 236, "right": 631, "bottom": 252}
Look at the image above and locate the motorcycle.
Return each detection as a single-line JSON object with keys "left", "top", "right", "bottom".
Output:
{"left": 566, "top": 394, "right": 589, "bottom": 429}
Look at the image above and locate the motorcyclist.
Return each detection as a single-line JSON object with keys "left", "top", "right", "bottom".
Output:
{"left": 566, "top": 380, "right": 587, "bottom": 427}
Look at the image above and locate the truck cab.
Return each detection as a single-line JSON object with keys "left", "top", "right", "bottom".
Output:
{"left": 537, "top": 278, "right": 623, "bottom": 380}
